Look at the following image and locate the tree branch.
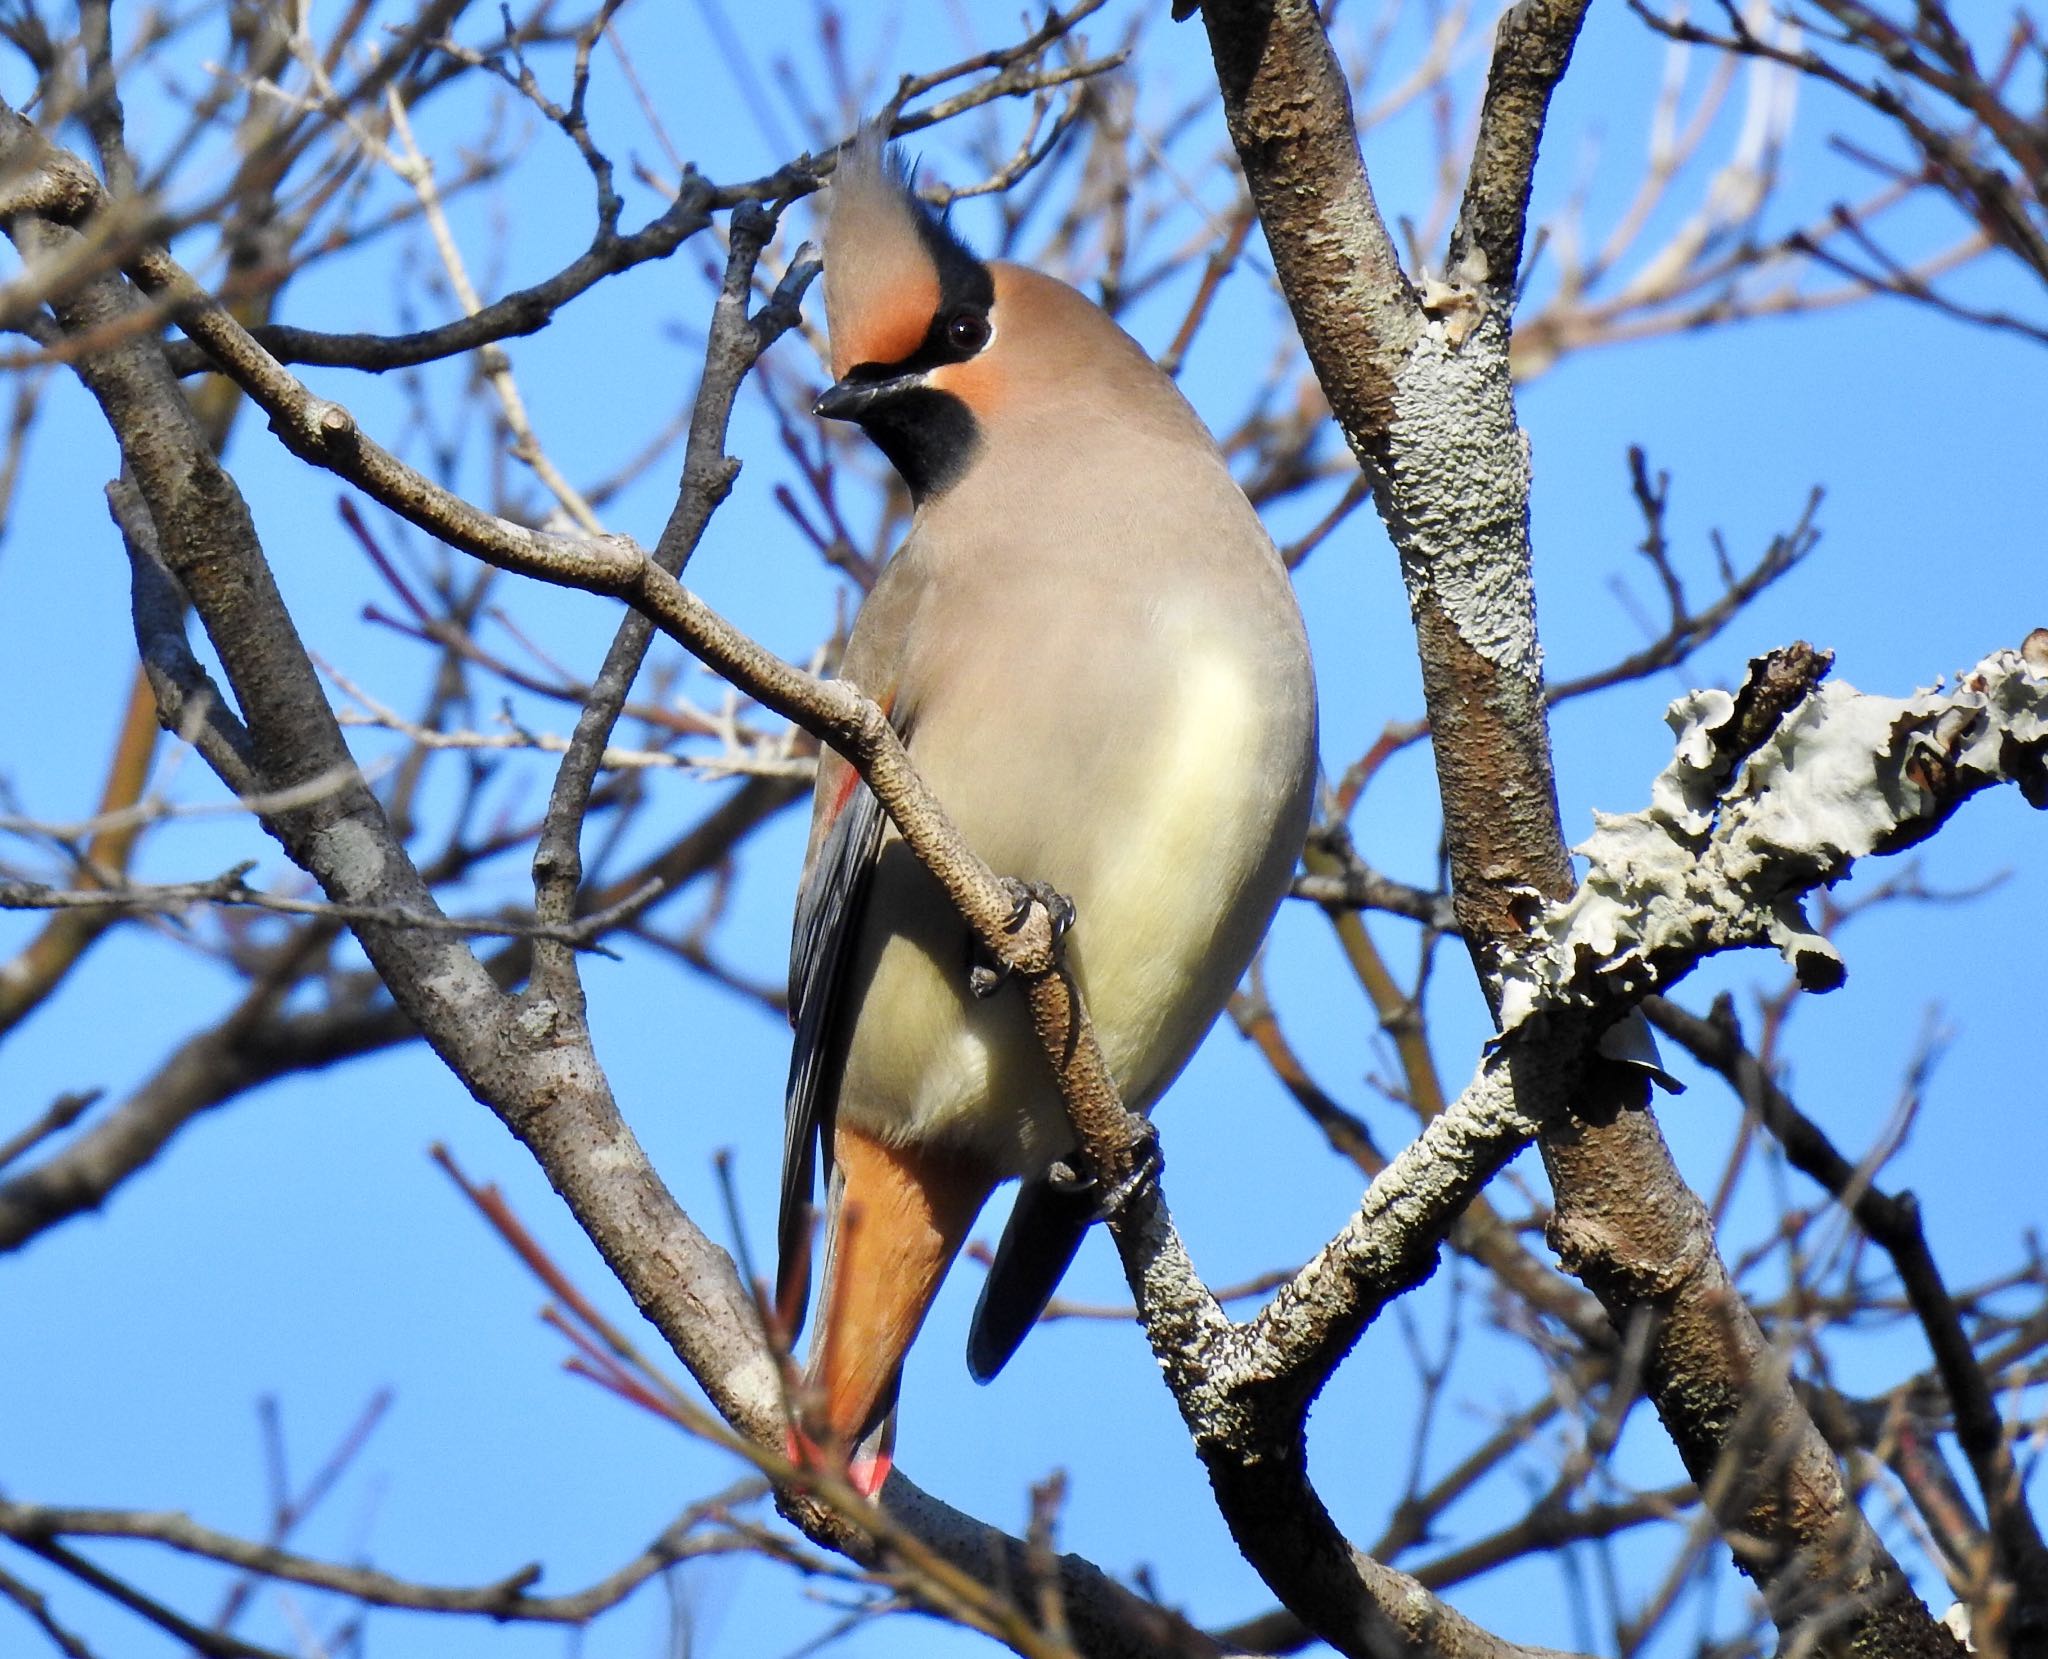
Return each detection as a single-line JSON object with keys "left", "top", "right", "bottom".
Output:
{"left": 1647, "top": 991, "right": 2048, "bottom": 1650}
{"left": 1447, "top": 0, "right": 1594, "bottom": 294}
{"left": 1198, "top": 0, "right": 1420, "bottom": 456}
{"left": 1500, "top": 640, "right": 2048, "bottom": 1031}
{"left": 527, "top": 199, "right": 807, "bottom": 1002}
{"left": 0, "top": 1494, "right": 746, "bottom": 1624}
{"left": 1197, "top": 2, "right": 1978, "bottom": 1650}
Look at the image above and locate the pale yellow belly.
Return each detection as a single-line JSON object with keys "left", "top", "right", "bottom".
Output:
{"left": 835, "top": 647, "right": 1297, "bottom": 1177}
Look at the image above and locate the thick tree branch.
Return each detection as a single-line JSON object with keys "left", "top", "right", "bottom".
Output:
{"left": 1199, "top": 0, "right": 1420, "bottom": 455}
{"left": 1087, "top": 1011, "right": 1622, "bottom": 1656}
{"left": 1447, "top": 0, "right": 1593, "bottom": 294}
{"left": 1197, "top": 4, "right": 1977, "bottom": 1652}
{"left": 1496, "top": 640, "right": 2048, "bottom": 1655}
{"left": 1501, "top": 641, "right": 2048, "bottom": 1031}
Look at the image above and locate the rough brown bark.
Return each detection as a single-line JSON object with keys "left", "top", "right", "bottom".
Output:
{"left": 1194, "top": 4, "right": 1968, "bottom": 1654}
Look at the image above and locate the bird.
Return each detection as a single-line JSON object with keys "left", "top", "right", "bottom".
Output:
{"left": 777, "top": 127, "right": 1319, "bottom": 1498}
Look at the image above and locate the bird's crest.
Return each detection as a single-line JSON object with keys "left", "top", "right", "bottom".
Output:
{"left": 823, "top": 125, "right": 977, "bottom": 378}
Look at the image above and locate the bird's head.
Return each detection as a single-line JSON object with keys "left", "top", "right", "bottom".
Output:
{"left": 815, "top": 127, "right": 1176, "bottom": 503}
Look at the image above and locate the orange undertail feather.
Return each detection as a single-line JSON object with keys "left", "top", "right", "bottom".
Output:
{"left": 792, "top": 1123, "right": 994, "bottom": 1497}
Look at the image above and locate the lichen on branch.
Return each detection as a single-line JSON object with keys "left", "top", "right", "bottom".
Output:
{"left": 1500, "top": 638, "right": 2048, "bottom": 1032}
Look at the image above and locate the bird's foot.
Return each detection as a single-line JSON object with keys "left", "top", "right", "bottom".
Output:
{"left": 1046, "top": 1122, "right": 1162, "bottom": 1223}
{"left": 1005, "top": 878, "right": 1077, "bottom": 941}
{"left": 968, "top": 879, "right": 1076, "bottom": 998}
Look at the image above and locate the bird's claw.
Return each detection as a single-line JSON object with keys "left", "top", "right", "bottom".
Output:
{"left": 968, "top": 880, "right": 1076, "bottom": 998}
{"left": 1045, "top": 1156, "right": 1093, "bottom": 1196}
{"left": 1003, "top": 878, "right": 1075, "bottom": 941}
{"left": 1048, "top": 1124, "right": 1162, "bottom": 1223}
{"left": 1095, "top": 1127, "right": 1163, "bottom": 1221}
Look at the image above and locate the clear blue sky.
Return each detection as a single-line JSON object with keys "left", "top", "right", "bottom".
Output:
{"left": 3, "top": 4, "right": 2043, "bottom": 1657}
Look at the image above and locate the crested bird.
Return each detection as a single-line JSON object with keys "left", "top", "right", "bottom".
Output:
{"left": 778, "top": 130, "right": 1319, "bottom": 1497}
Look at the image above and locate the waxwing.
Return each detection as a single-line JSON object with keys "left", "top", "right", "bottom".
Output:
{"left": 778, "top": 129, "right": 1319, "bottom": 1496}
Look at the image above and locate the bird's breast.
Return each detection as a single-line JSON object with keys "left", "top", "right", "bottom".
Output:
{"left": 834, "top": 567, "right": 1314, "bottom": 1177}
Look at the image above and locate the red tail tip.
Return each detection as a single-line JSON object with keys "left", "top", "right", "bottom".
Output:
{"left": 784, "top": 1423, "right": 890, "bottom": 1502}
{"left": 848, "top": 1447, "right": 893, "bottom": 1499}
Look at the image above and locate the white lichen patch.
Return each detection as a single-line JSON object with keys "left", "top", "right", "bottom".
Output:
{"left": 309, "top": 813, "right": 392, "bottom": 902}
{"left": 1383, "top": 314, "right": 1542, "bottom": 679}
{"left": 1498, "top": 646, "right": 2048, "bottom": 1034}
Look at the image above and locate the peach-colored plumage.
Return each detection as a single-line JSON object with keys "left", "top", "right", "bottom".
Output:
{"left": 795, "top": 1124, "right": 993, "bottom": 1495}
{"left": 927, "top": 263, "right": 1191, "bottom": 434}
{"left": 822, "top": 134, "right": 940, "bottom": 377}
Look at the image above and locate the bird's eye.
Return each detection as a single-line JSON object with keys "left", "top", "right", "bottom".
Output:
{"left": 946, "top": 310, "right": 991, "bottom": 354}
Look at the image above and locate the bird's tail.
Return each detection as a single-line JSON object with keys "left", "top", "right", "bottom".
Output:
{"left": 793, "top": 1122, "right": 992, "bottom": 1496}
{"left": 966, "top": 1174, "right": 1095, "bottom": 1384}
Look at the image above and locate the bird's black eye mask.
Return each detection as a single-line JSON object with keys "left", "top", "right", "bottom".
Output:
{"left": 831, "top": 193, "right": 996, "bottom": 501}
{"left": 841, "top": 207, "right": 996, "bottom": 388}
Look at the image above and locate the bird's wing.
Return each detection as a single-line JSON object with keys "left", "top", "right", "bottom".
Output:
{"left": 777, "top": 744, "right": 889, "bottom": 1339}
{"left": 966, "top": 1176, "right": 1097, "bottom": 1383}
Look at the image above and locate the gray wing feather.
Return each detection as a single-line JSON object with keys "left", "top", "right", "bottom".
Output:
{"left": 777, "top": 777, "right": 887, "bottom": 1338}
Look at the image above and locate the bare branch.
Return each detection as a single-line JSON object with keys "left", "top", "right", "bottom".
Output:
{"left": 0, "top": 1090, "right": 102, "bottom": 1175}
{"left": 1648, "top": 991, "right": 2048, "bottom": 1649}
{"left": 7, "top": 1533, "right": 293, "bottom": 1659}
{"left": 1199, "top": 0, "right": 1421, "bottom": 454}
{"left": 0, "top": 1494, "right": 759, "bottom": 1624}
{"left": 1197, "top": 1, "right": 1981, "bottom": 1648}
{"left": 527, "top": 199, "right": 807, "bottom": 1001}
{"left": 1447, "top": 0, "right": 1594, "bottom": 293}
{"left": 0, "top": 865, "right": 657, "bottom": 953}
{"left": 0, "top": 1562, "right": 100, "bottom": 1659}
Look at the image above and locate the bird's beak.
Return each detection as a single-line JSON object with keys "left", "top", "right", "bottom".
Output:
{"left": 815, "top": 370, "right": 926, "bottom": 423}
